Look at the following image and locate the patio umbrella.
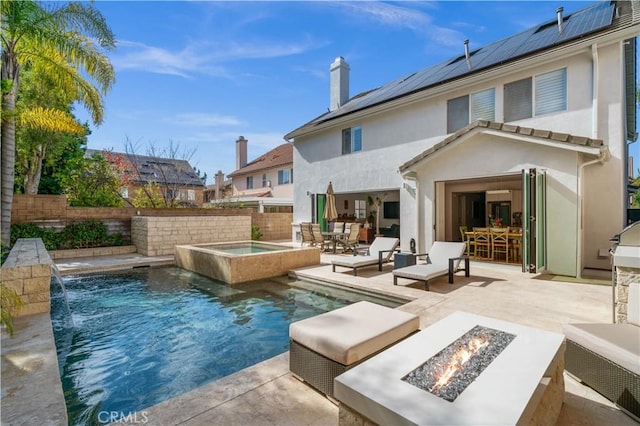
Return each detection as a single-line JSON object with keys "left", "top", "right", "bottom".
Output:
{"left": 323, "top": 181, "right": 338, "bottom": 222}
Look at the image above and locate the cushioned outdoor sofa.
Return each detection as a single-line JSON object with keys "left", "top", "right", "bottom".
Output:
{"left": 562, "top": 282, "right": 640, "bottom": 420}
{"left": 289, "top": 301, "right": 419, "bottom": 398}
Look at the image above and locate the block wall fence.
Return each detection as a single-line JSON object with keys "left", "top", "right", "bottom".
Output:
{"left": 11, "top": 194, "right": 293, "bottom": 243}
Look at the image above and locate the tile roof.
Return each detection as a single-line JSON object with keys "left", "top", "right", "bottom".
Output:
{"left": 285, "top": 1, "right": 630, "bottom": 139}
{"left": 228, "top": 143, "right": 293, "bottom": 177}
{"left": 399, "top": 120, "right": 604, "bottom": 172}
{"left": 86, "top": 149, "right": 205, "bottom": 187}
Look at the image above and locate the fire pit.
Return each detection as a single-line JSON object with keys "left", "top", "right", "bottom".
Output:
{"left": 334, "top": 311, "right": 565, "bottom": 425}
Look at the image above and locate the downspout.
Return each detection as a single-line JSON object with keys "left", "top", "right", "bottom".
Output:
{"left": 576, "top": 147, "right": 610, "bottom": 278}
{"left": 575, "top": 43, "right": 601, "bottom": 279}
{"left": 591, "top": 44, "right": 599, "bottom": 139}
{"left": 401, "top": 171, "right": 419, "bottom": 252}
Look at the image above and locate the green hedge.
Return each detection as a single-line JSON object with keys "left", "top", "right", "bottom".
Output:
{"left": 10, "top": 220, "right": 124, "bottom": 250}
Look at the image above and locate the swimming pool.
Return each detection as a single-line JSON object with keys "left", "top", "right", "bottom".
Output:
{"left": 51, "top": 266, "right": 402, "bottom": 425}
{"left": 175, "top": 241, "right": 320, "bottom": 284}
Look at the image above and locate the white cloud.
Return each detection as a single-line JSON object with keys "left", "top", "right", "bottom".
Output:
{"left": 328, "top": 2, "right": 464, "bottom": 48}
{"left": 112, "top": 37, "right": 324, "bottom": 79}
{"left": 173, "top": 112, "right": 244, "bottom": 127}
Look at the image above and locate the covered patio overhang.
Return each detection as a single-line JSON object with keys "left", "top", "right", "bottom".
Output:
{"left": 396, "top": 120, "right": 609, "bottom": 276}
{"left": 399, "top": 120, "right": 607, "bottom": 177}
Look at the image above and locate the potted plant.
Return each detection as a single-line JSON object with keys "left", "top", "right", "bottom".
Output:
{"left": 367, "top": 194, "right": 386, "bottom": 236}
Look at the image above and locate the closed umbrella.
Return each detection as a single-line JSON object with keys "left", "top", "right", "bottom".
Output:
{"left": 323, "top": 181, "right": 338, "bottom": 222}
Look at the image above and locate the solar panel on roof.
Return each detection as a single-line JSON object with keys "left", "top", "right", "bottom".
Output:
{"left": 310, "top": 1, "right": 615, "bottom": 128}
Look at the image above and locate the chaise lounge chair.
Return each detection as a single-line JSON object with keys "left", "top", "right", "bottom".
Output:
{"left": 331, "top": 237, "right": 399, "bottom": 276}
{"left": 393, "top": 241, "right": 469, "bottom": 291}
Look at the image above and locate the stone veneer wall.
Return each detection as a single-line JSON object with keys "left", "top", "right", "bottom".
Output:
{"left": 614, "top": 266, "right": 640, "bottom": 323}
{"left": 0, "top": 238, "right": 52, "bottom": 317}
{"left": 132, "top": 216, "right": 251, "bottom": 256}
{"left": 251, "top": 212, "right": 294, "bottom": 241}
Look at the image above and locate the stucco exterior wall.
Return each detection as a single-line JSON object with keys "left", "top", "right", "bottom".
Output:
{"left": 411, "top": 134, "right": 581, "bottom": 276}
{"left": 292, "top": 35, "right": 631, "bottom": 276}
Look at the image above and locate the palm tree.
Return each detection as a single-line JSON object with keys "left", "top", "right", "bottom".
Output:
{"left": 1, "top": 0, "right": 115, "bottom": 245}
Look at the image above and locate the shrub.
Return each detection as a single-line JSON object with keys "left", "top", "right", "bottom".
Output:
{"left": 10, "top": 220, "right": 125, "bottom": 250}
{"left": 1, "top": 284, "right": 24, "bottom": 336}
{"left": 10, "top": 223, "right": 61, "bottom": 250}
{"left": 251, "top": 224, "right": 262, "bottom": 241}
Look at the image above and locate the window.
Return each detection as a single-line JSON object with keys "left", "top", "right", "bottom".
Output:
{"left": 278, "top": 169, "right": 292, "bottom": 185}
{"left": 187, "top": 190, "right": 195, "bottom": 201}
{"left": 535, "top": 68, "right": 567, "bottom": 116}
{"left": 504, "top": 68, "right": 566, "bottom": 122}
{"left": 447, "top": 96, "right": 469, "bottom": 133}
{"left": 504, "top": 77, "right": 532, "bottom": 121}
{"left": 470, "top": 88, "right": 495, "bottom": 122}
{"left": 166, "top": 189, "right": 179, "bottom": 200}
{"left": 120, "top": 187, "right": 129, "bottom": 198}
{"left": 447, "top": 88, "right": 495, "bottom": 133}
{"left": 262, "top": 174, "right": 268, "bottom": 187}
{"left": 246, "top": 176, "right": 253, "bottom": 189}
{"left": 355, "top": 199, "right": 366, "bottom": 219}
{"left": 341, "top": 126, "right": 362, "bottom": 155}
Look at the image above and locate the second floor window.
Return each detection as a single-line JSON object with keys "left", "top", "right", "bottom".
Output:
{"left": 447, "top": 88, "right": 495, "bottom": 133}
{"left": 504, "top": 68, "right": 567, "bottom": 122}
{"left": 278, "top": 169, "right": 292, "bottom": 185}
{"left": 246, "top": 176, "right": 253, "bottom": 189}
{"left": 342, "top": 126, "right": 362, "bottom": 155}
{"left": 262, "top": 174, "right": 268, "bottom": 187}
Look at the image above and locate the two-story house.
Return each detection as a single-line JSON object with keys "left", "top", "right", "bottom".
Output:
{"left": 286, "top": 1, "right": 638, "bottom": 277}
{"left": 86, "top": 149, "right": 206, "bottom": 207}
{"left": 211, "top": 136, "right": 293, "bottom": 212}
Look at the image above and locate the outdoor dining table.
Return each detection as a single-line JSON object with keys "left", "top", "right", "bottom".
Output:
{"left": 322, "top": 231, "right": 348, "bottom": 253}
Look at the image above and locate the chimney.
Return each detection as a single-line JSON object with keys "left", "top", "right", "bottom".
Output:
{"left": 556, "top": 7, "right": 564, "bottom": 33}
{"left": 215, "top": 170, "right": 224, "bottom": 199}
{"left": 330, "top": 56, "right": 350, "bottom": 111}
{"left": 464, "top": 39, "right": 472, "bottom": 70}
{"left": 236, "top": 136, "right": 247, "bottom": 170}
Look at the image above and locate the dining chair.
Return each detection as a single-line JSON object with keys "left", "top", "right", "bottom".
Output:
{"left": 299, "top": 222, "right": 314, "bottom": 247}
{"left": 311, "top": 223, "right": 331, "bottom": 251}
{"left": 459, "top": 225, "right": 475, "bottom": 257}
{"left": 472, "top": 227, "right": 491, "bottom": 259}
{"left": 339, "top": 223, "right": 360, "bottom": 253}
{"left": 490, "top": 227, "right": 509, "bottom": 262}
{"left": 332, "top": 222, "right": 345, "bottom": 233}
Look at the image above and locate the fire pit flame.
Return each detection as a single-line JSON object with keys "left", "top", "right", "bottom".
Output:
{"left": 402, "top": 325, "right": 516, "bottom": 402}
{"left": 430, "top": 336, "right": 490, "bottom": 392}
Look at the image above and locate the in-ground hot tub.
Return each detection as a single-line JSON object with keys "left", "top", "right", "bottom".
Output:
{"left": 174, "top": 241, "right": 320, "bottom": 284}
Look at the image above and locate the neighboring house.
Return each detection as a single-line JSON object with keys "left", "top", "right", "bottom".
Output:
{"left": 86, "top": 149, "right": 206, "bottom": 207}
{"left": 203, "top": 170, "right": 233, "bottom": 203}
{"left": 209, "top": 136, "right": 293, "bottom": 212}
{"left": 285, "top": 1, "right": 639, "bottom": 277}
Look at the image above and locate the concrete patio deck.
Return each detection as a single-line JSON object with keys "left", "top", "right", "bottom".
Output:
{"left": 2, "top": 250, "right": 636, "bottom": 425}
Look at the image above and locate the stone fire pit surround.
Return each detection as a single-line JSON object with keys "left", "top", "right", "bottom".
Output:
{"left": 334, "top": 311, "right": 565, "bottom": 426}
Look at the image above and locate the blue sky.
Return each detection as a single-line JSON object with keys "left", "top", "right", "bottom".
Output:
{"left": 76, "top": 1, "right": 638, "bottom": 183}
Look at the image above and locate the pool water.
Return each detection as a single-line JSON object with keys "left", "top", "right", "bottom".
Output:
{"left": 51, "top": 266, "right": 400, "bottom": 425}
{"left": 198, "top": 241, "right": 293, "bottom": 254}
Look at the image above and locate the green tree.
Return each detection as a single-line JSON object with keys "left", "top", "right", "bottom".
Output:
{"left": 14, "top": 65, "right": 88, "bottom": 194}
{"left": 60, "top": 152, "right": 123, "bottom": 207}
{"left": 1, "top": 0, "right": 115, "bottom": 245}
